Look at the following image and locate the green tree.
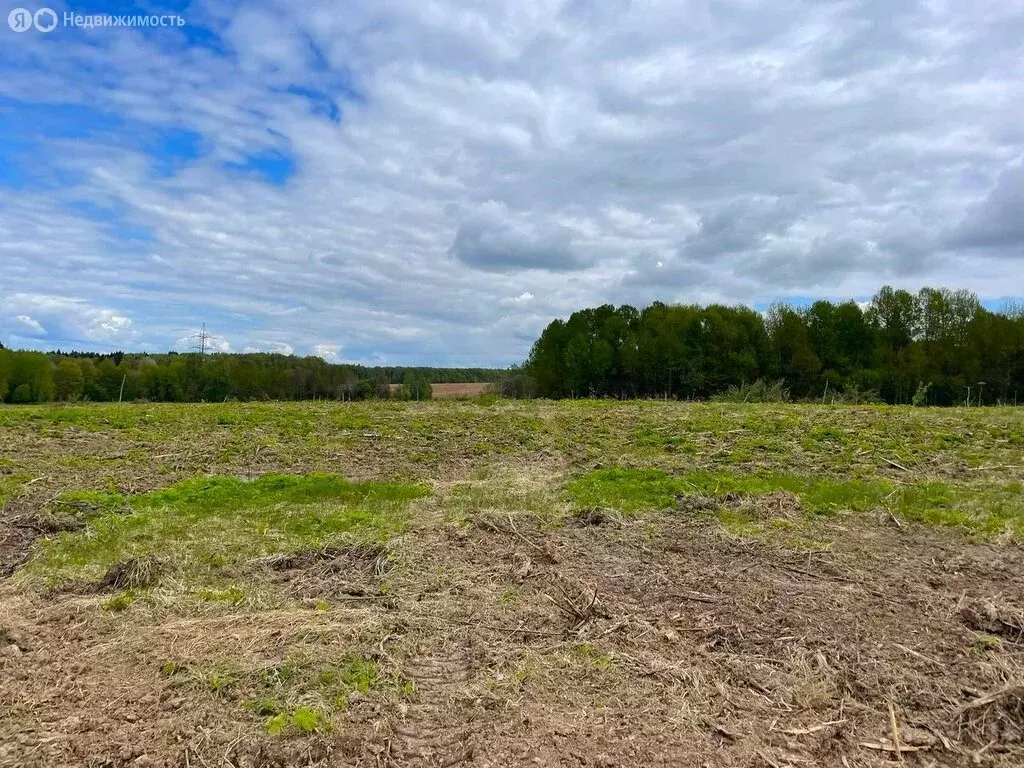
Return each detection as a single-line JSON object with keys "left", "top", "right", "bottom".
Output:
{"left": 54, "top": 359, "right": 85, "bottom": 401}
{"left": 402, "top": 371, "right": 432, "bottom": 400}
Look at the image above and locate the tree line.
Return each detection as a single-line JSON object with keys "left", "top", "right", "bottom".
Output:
{"left": 4, "top": 285, "right": 1022, "bottom": 407}
{"left": 523, "top": 286, "right": 1024, "bottom": 406}
{"left": 0, "top": 345, "right": 503, "bottom": 404}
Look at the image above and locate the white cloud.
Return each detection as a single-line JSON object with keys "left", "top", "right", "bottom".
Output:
{"left": 2, "top": 294, "right": 136, "bottom": 347}
{"left": 85, "top": 310, "right": 133, "bottom": 341}
{"left": 314, "top": 344, "right": 341, "bottom": 362}
{"left": 15, "top": 315, "right": 46, "bottom": 335}
{"left": 501, "top": 291, "right": 535, "bottom": 307}
{"left": 0, "top": 0, "right": 1022, "bottom": 362}
{"left": 244, "top": 341, "right": 295, "bottom": 355}
{"left": 173, "top": 331, "right": 233, "bottom": 354}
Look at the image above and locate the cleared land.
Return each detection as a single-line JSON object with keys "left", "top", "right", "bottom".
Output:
{"left": 1, "top": 401, "right": 1023, "bottom": 767}
{"left": 388, "top": 382, "right": 491, "bottom": 399}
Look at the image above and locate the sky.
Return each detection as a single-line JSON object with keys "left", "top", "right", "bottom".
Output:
{"left": 1, "top": 0, "right": 1023, "bottom": 366}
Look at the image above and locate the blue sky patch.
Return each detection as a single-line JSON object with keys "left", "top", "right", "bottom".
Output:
{"left": 224, "top": 148, "right": 297, "bottom": 186}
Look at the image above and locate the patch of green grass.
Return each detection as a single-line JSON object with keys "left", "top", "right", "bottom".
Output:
{"left": 567, "top": 466, "right": 1024, "bottom": 539}
{"left": 571, "top": 643, "right": 616, "bottom": 670}
{"left": 265, "top": 706, "right": 329, "bottom": 736}
{"left": 4, "top": 401, "right": 1023, "bottom": 558}
{"left": 497, "top": 586, "right": 520, "bottom": 605}
{"left": 0, "top": 471, "right": 31, "bottom": 508}
{"left": 19, "top": 473, "right": 429, "bottom": 588}
{"left": 218, "top": 653, "right": 413, "bottom": 732}
{"left": 100, "top": 590, "right": 137, "bottom": 612}
{"left": 630, "top": 425, "right": 696, "bottom": 453}
{"left": 161, "top": 661, "right": 187, "bottom": 678}
{"left": 564, "top": 467, "right": 685, "bottom": 513}
{"left": 196, "top": 586, "right": 246, "bottom": 605}
{"left": 894, "top": 482, "right": 1024, "bottom": 537}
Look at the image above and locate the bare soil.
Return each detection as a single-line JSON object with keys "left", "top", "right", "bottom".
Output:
{"left": 2, "top": 401, "right": 1022, "bottom": 766}
{"left": 3, "top": 507, "right": 1022, "bottom": 767}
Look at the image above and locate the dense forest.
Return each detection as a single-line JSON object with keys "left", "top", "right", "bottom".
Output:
{"left": 524, "top": 286, "right": 1024, "bottom": 406}
{"left": 0, "top": 345, "right": 503, "bottom": 404}
{"left": 3, "top": 285, "right": 1023, "bottom": 406}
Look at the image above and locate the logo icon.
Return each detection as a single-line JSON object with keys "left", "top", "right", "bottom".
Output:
{"left": 34, "top": 7, "right": 56, "bottom": 32}
{"left": 8, "top": 7, "right": 32, "bottom": 31}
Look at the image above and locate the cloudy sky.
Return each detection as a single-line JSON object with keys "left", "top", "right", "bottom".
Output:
{"left": 2, "top": 0, "right": 1023, "bottom": 365}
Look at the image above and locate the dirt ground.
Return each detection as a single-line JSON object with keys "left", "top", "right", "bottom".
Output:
{"left": 1, "top": 402, "right": 1022, "bottom": 767}
{"left": 3, "top": 507, "right": 1022, "bottom": 767}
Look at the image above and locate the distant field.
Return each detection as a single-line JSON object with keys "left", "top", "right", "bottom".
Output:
{"left": 1, "top": 401, "right": 1022, "bottom": 766}
{"left": 388, "top": 381, "right": 491, "bottom": 398}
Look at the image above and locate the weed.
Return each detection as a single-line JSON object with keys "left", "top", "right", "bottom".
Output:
{"left": 291, "top": 706, "right": 327, "bottom": 734}
{"left": 100, "top": 590, "right": 136, "bottom": 612}
{"left": 264, "top": 713, "right": 289, "bottom": 736}
{"left": 161, "top": 661, "right": 187, "bottom": 677}
{"left": 197, "top": 586, "right": 246, "bottom": 605}
{"left": 246, "top": 697, "right": 283, "bottom": 716}
{"left": 572, "top": 643, "right": 615, "bottom": 670}
{"left": 967, "top": 634, "right": 1004, "bottom": 658}
{"left": 204, "top": 670, "right": 238, "bottom": 696}
{"left": 263, "top": 706, "right": 329, "bottom": 735}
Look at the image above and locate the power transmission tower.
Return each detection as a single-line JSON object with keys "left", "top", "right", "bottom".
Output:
{"left": 189, "top": 323, "right": 210, "bottom": 356}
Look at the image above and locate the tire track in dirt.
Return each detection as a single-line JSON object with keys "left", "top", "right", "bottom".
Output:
{"left": 391, "top": 648, "right": 476, "bottom": 765}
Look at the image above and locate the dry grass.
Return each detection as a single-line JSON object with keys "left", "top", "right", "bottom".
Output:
{"left": 1, "top": 400, "right": 1023, "bottom": 766}
{"left": 388, "top": 382, "right": 491, "bottom": 399}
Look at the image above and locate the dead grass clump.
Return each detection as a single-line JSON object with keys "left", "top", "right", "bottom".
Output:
{"left": 469, "top": 511, "right": 515, "bottom": 534}
{"left": 572, "top": 507, "right": 621, "bottom": 526}
{"left": 960, "top": 598, "right": 1024, "bottom": 640}
{"left": 103, "top": 555, "right": 164, "bottom": 590}
{"left": 675, "top": 494, "right": 721, "bottom": 514}
{"left": 21, "top": 511, "right": 86, "bottom": 535}
{"left": 751, "top": 490, "right": 804, "bottom": 520}
{"left": 254, "top": 542, "right": 388, "bottom": 574}
{"left": 956, "top": 685, "right": 1024, "bottom": 746}
{"left": 544, "top": 576, "right": 607, "bottom": 631}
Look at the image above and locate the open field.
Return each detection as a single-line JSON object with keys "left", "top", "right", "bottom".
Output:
{"left": 387, "top": 383, "right": 492, "bottom": 399}
{"left": 1, "top": 400, "right": 1023, "bottom": 767}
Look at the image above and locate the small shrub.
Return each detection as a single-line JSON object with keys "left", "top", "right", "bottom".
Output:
{"left": 712, "top": 379, "right": 789, "bottom": 403}
{"left": 103, "top": 555, "right": 164, "bottom": 590}
{"left": 830, "top": 384, "right": 883, "bottom": 405}
{"left": 912, "top": 381, "right": 932, "bottom": 407}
